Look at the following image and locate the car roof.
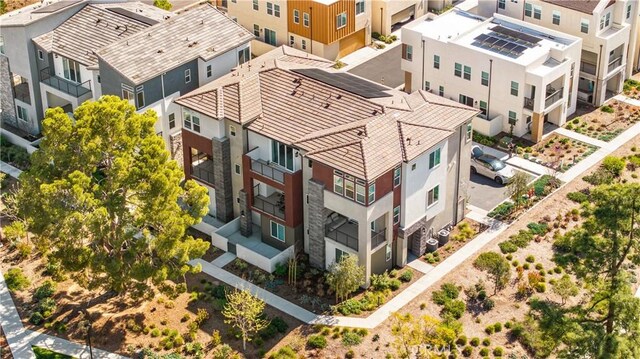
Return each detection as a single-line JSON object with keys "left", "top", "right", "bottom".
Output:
{"left": 477, "top": 154, "right": 499, "bottom": 162}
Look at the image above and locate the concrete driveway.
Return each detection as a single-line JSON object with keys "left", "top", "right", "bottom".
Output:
{"left": 348, "top": 45, "right": 404, "bottom": 88}
{"left": 468, "top": 170, "right": 537, "bottom": 212}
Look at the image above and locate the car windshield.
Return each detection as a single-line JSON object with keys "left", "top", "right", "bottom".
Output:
{"left": 489, "top": 159, "right": 506, "bottom": 171}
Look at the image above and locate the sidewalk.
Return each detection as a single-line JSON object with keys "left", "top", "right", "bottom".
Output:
{"left": 0, "top": 160, "right": 22, "bottom": 179}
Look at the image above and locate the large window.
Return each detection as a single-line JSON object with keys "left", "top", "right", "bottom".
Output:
{"left": 62, "top": 58, "right": 81, "bottom": 83}
{"left": 252, "top": 0, "right": 258, "bottom": 10}
{"left": 334, "top": 171, "right": 344, "bottom": 194}
{"left": 429, "top": 148, "right": 441, "bottom": 169}
{"left": 303, "top": 13, "right": 309, "bottom": 27}
{"left": 393, "top": 206, "right": 400, "bottom": 224}
{"left": 438, "top": 86, "right": 444, "bottom": 97}
{"left": 355, "top": 180, "right": 366, "bottom": 204}
{"left": 533, "top": 5, "right": 541, "bottom": 19}
{"left": 600, "top": 12, "right": 611, "bottom": 30}
{"left": 271, "top": 140, "right": 294, "bottom": 171}
{"left": 266, "top": 2, "right": 280, "bottom": 17}
{"left": 508, "top": 110, "right": 517, "bottom": 125}
{"left": 481, "top": 71, "right": 489, "bottom": 86}
{"left": 479, "top": 100, "right": 487, "bottom": 118}
{"left": 454, "top": 63, "right": 462, "bottom": 77}
{"left": 498, "top": 0, "right": 505, "bottom": 9}
{"left": 344, "top": 174, "right": 355, "bottom": 199}
{"left": 136, "top": 85, "right": 144, "bottom": 108}
{"left": 270, "top": 220, "right": 285, "bottom": 242}
{"left": 238, "top": 47, "right": 250, "bottom": 64}
{"left": 190, "top": 148, "right": 214, "bottom": 185}
{"left": 463, "top": 65, "right": 471, "bottom": 80}
{"left": 433, "top": 55, "right": 440, "bottom": 69}
{"left": 16, "top": 105, "right": 27, "bottom": 121}
{"left": 253, "top": 24, "right": 260, "bottom": 36}
{"left": 293, "top": 9, "right": 299, "bottom": 23}
{"left": 510, "top": 81, "right": 518, "bottom": 96}
{"left": 336, "top": 12, "right": 347, "bottom": 29}
{"left": 264, "top": 28, "right": 277, "bottom": 46}
{"left": 427, "top": 185, "right": 440, "bottom": 207}
{"left": 524, "top": 3, "right": 532, "bottom": 17}
{"left": 183, "top": 110, "right": 200, "bottom": 133}
{"left": 121, "top": 84, "right": 135, "bottom": 106}
{"left": 355, "top": 0, "right": 365, "bottom": 15}
{"left": 368, "top": 183, "right": 375, "bottom": 203}
{"left": 393, "top": 167, "right": 401, "bottom": 187}
{"left": 581, "top": 19, "right": 589, "bottom": 34}
{"left": 402, "top": 44, "right": 412, "bottom": 61}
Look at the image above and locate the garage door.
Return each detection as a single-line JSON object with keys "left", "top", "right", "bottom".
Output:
{"left": 338, "top": 28, "right": 365, "bottom": 58}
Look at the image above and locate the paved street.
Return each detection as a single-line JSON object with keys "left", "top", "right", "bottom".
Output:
{"left": 348, "top": 45, "right": 404, "bottom": 89}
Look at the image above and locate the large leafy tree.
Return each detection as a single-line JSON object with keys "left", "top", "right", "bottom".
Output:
{"left": 325, "top": 254, "right": 365, "bottom": 303}
{"left": 15, "top": 96, "right": 210, "bottom": 296}
{"left": 473, "top": 251, "right": 511, "bottom": 294}
{"left": 390, "top": 312, "right": 458, "bottom": 358}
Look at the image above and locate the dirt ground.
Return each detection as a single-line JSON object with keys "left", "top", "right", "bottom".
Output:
{"left": 527, "top": 134, "right": 596, "bottom": 172}
{"left": 4, "top": 0, "right": 39, "bottom": 12}
{"left": 269, "top": 134, "right": 640, "bottom": 359}
{"left": 565, "top": 99, "right": 640, "bottom": 141}
{"left": 420, "top": 218, "right": 486, "bottom": 265}
{"left": 0, "top": 327, "right": 9, "bottom": 359}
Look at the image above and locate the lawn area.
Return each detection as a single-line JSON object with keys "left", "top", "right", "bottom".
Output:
{"left": 523, "top": 134, "right": 597, "bottom": 172}
{"left": 32, "top": 346, "right": 75, "bottom": 359}
{"left": 565, "top": 99, "right": 640, "bottom": 141}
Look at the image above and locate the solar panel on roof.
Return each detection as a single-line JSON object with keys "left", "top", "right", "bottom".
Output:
{"left": 475, "top": 33, "right": 490, "bottom": 42}
{"left": 107, "top": 7, "right": 159, "bottom": 26}
{"left": 291, "top": 69, "right": 392, "bottom": 99}
{"left": 513, "top": 45, "right": 527, "bottom": 53}
{"left": 503, "top": 43, "right": 517, "bottom": 51}
{"left": 493, "top": 40, "right": 508, "bottom": 48}
{"left": 33, "top": 0, "right": 82, "bottom": 13}
{"left": 491, "top": 25, "right": 541, "bottom": 45}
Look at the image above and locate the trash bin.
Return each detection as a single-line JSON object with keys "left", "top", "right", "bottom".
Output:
{"left": 438, "top": 229, "right": 450, "bottom": 246}
{"left": 425, "top": 238, "right": 439, "bottom": 253}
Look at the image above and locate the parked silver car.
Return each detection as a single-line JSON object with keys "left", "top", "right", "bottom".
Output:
{"left": 471, "top": 146, "right": 515, "bottom": 185}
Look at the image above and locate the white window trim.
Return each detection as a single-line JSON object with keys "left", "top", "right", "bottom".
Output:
{"left": 293, "top": 9, "right": 300, "bottom": 24}
{"left": 427, "top": 185, "right": 440, "bottom": 208}
{"left": 270, "top": 220, "right": 285, "bottom": 242}
{"left": 429, "top": 148, "right": 441, "bottom": 170}
{"left": 185, "top": 69, "right": 191, "bottom": 84}
{"left": 336, "top": 12, "right": 347, "bottom": 29}
{"left": 393, "top": 167, "right": 401, "bottom": 187}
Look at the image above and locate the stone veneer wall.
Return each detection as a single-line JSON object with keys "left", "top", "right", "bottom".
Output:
{"left": 212, "top": 137, "right": 234, "bottom": 222}
{"left": 239, "top": 189, "right": 252, "bottom": 237}
{"left": 0, "top": 56, "right": 17, "bottom": 128}
{"left": 170, "top": 132, "right": 183, "bottom": 168}
{"left": 307, "top": 179, "right": 326, "bottom": 269}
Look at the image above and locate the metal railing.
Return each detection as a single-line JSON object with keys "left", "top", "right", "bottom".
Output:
{"left": 580, "top": 61, "right": 596, "bottom": 75}
{"left": 326, "top": 226, "right": 359, "bottom": 251}
{"left": 608, "top": 56, "right": 622, "bottom": 73}
{"left": 251, "top": 158, "right": 285, "bottom": 183}
{"left": 253, "top": 194, "right": 285, "bottom": 220}
{"left": 13, "top": 82, "right": 31, "bottom": 105}
{"left": 371, "top": 228, "right": 386, "bottom": 249}
{"left": 39, "top": 67, "right": 91, "bottom": 98}
{"left": 190, "top": 161, "right": 215, "bottom": 186}
{"left": 544, "top": 87, "right": 563, "bottom": 108}
{"left": 523, "top": 97, "right": 534, "bottom": 110}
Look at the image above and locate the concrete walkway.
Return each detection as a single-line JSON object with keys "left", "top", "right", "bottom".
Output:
{"left": 0, "top": 160, "right": 22, "bottom": 179}
{"left": 0, "top": 269, "right": 128, "bottom": 359}
{"left": 406, "top": 256, "right": 435, "bottom": 274}
{"left": 211, "top": 252, "right": 236, "bottom": 267}
{"left": 554, "top": 127, "right": 607, "bottom": 148}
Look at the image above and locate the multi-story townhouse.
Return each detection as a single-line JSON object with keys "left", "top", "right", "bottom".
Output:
{"left": 402, "top": 9, "right": 582, "bottom": 142}
{"left": 94, "top": 4, "right": 254, "bottom": 164}
{"left": 0, "top": 0, "right": 165, "bottom": 135}
{"left": 371, "top": 0, "right": 429, "bottom": 36}
{"left": 475, "top": 0, "right": 640, "bottom": 106}
{"left": 175, "top": 46, "right": 478, "bottom": 282}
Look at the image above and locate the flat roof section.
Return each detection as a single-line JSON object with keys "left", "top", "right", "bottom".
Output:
{"left": 32, "top": 0, "right": 82, "bottom": 13}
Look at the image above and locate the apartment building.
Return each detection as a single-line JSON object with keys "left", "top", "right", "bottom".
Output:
{"left": 476, "top": 0, "right": 640, "bottom": 106}
{"left": 402, "top": 9, "right": 582, "bottom": 142}
{"left": 175, "top": 46, "right": 478, "bottom": 281}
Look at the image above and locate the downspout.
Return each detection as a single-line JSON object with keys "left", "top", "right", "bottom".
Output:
{"left": 486, "top": 59, "right": 493, "bottom": 120}
{"left": 421, "top": 39, "right": 425, "bottom": 91}
{"left": 595, "top": 44, "right": 603, "bottom": 105}
{"left": 309, "top": 6, "right": 313, "bottom": 55}
{"left": 453, "top": 123, "right": 463, "bottom": 224}
{"left": 161, "top": 73, "right": 167, "bottom": 135}
{"left": 521, "top": 0, "right": 525, "bottom": 20}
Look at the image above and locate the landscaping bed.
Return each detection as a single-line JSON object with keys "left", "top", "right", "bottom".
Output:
{"left": 565, "top": 99, "right": 640, "bottom": 141}
{"left": 0, "top": 136, "right": 30, "bottom": 171}
{"left": 421, "top": 218, "right": 486, "bottom": 265}
{"left": 521, "top": 134, "right": 597, "bottom": 172}
{"left": 33, "top": 346, "right": 74, "bottom": 359}
{"left": 488, "top": 174, "right": 562, "bottom": 222}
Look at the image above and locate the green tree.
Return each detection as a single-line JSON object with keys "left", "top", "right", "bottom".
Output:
{"left": 222, "top": 289, "right": 270, "bottom": 351}
{"left": 0, "top": 0, "right": 7, "bottom": 15}
{"left": 551, "top": 274, "right": 579, "bottom": 305}
{"left": 14, "top": 96, "right": 210, "bottom": 297}
{"left": 5, "top": 268, "right": 30, "bottom": 292}
{"left": 325, "top": 254, "right": 365, "bottom": 303}
{"left": 390, "top": 312, "right": 458, "bottom": 358}
{"left": 507, "top": 171, "right": 530, "bottom": 209}
{"left": 473, "top": 252, "right": 511, "bottom": 294}
{"left": 153, "top": 0, "right": 172, "bottom": 10}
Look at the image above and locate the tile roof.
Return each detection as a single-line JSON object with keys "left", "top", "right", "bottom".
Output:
{"left": 177, "top": 46, "right": 478, "bottom": 180}
{"left": 541, "top": 0, "right": 612, "bottom": 14}
{"left": 96, "top": 4, "right": 254, "bottom": 85}
{"left": 32, "top": 4, "right": 164, "bottom": 66}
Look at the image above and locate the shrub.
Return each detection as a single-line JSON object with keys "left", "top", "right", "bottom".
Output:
{"left": 307, "top": 334, "right": 327, "bottom": 349}
{"left": 602, "top": 156, "right": 625, "bottom": 176}
{"left": 525, "top": 255, "right": 535, "bottom": 263}
{"left": 432, "top": 283, "right": 460, "bottom": 305}
{"left": 389, "top": 269, "right": 399, "bottom": 278}
{"left": 488, "top": 202, "right": 514, "bottom": 219}
{"left": 498, "top": 241, "right": 518, "bottom": 254}
{"left": 462, "top": 346, "right": 473, "bottom": 357}
{"left": 336, "top": 298, "right": 363, "bottom": 316}
{"left": 600, "top": 105, "right": 614, "bottom": 113}
{"left": 5, "top": 268, "right": 30, "bottom": 292}
{"left": 493, "top": 346, "right": 504, "bottom": 356}
{"left": 212, "top": 285, "right": 226, "bottom": 299}
{"left": 504, "top": 321, "right": 512, "bottom": 329}
{"left": 150, "top": 328, "right": 161, "bottom": 337}
{"left": 527, "top": 222, "right": 548, "bottom": 236}
{"left": 485, "top": 325, "right": 495, "bottom": 335}
{"left": 270, "top": 346, "right": 297, "bottom": 359}
{"left": 345, "top": 349, "right": 355, "bottom": 359}
{"left": 483, "top": 298, "right": 495, "bottom": 311}
{"left": 34, "top": 280, "right": 56, "bottom": 300}
{"left": 270, "top": 317, "right": 289, "bottom": 333}
{"left": 523, "top": 263, "right": 530, "bottom": 270}
{"left": 456, "top": 335, "right": 468, "bottom": 346}
{"left": 399, "top": 270, "right": 413, "bottom": 283}
{"left": 473, "top": 131, "right": 497, "bottom": 147}
{"left": 372, "top": 32, "right": 381, "bottom": 40}
{"left": 535, "top": 263, "right": 544, "bottom": 270}
{"left": 567, "top": 191, "right": 589, "bottom": 203}
{"left": 535, "top": 283, "right": 546, "bottom": 293}
{"left": 470, "top": 337, "right": 480, "bottom": 346}
{"left": 29, "top": 312, "right": 44, "bottom": 325}
{"left": 493, "top": 323, "right": 502, "bottom": 332}
{"left": 583, "top": 168, "right": 614, "bottom": 185}
{"left": 342, "top": 331, "right": 363, "bottom": 346}
{"left": 370, "top": 271, "right": 393, "bottom": 291}
{"left": 389, "top": 279, "right": 402, "bottom": 291}
{"left": 441, "top": 299, "right": 466, "bottom": 320}
{"left": 482, "top": 338, "right": 491, "bottom": 346}
{"left": 480, "top": 348, "right": 490, "bottom": 356}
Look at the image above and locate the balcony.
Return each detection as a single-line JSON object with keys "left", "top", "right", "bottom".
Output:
{"left": 190, "top": 157, "right": 215, "bottom": 186}
{"left": 40, "top": 68, "right": 91, "bottom": 98}
{"left": 608, "top": 56, "right": 622, "bottom": 73}
{"left": 371, "top": 228, "right": 386, "bottom": 249}
{"left": 13, "top": 82, "right": 31, "bottom": 105}
{"left": 544, "top": 87, "right": 563, "bottom": 108}
{"left": 523, "top": 97, "right": 534, "bottom": 110}
{"left": 250, "top": 158, "right": 285, "bottom": 184}
{"left": 253, "top": 191, "right": 285, "bottom": 220}
{"left": 326, "top": 217, "right": 359, "bottom": 251}
{"left": 580, "top": 61, "right": 597, "bottom": 76}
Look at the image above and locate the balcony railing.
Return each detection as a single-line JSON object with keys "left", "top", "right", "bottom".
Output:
{"left": 40, "top": 67, "right": 91, "bottom": 98}
{"left": 524, "top": 97, "right": 534, "bottom": 110}
{"left": 608, "top": 56, "right": 622, "bottom": 73}
{"left": 251, "top": 158, "right": 285, "bottom": 184}
{"left": 326, "top": 225, "right": 359, "bottom": 251}
{"left": 371, "top": 228, "right": 386, "bottom": 249}
{"left": 190, "top": 160, "right": 215, "bottom": 186}
{"left": 580, "top": 61, "right": 597, "bottom": 75}
{"left": 253, "top": 193, "right": 285, "bottom": 220}
{"left": 544, "top": 87, "right": 563, "bottom": 108}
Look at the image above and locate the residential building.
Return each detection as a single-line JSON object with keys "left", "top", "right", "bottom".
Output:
{"left": 176, "top": 46, "right": 478, "bottom": 282}
{"left": 402, "top": 9, "right": 582, "bottom": 142}
{"left": 476, "top": 0, "right": 640, "bottom": 106}
{"left": 371, "top": 0, "right": 429, "bottom": 36}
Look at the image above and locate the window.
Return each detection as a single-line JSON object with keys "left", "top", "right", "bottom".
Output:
{"left": 253, "top": 24, "right": 260, "bottom": 36}
{"left": 498, "top": 0, "right": 505, "bottom": 9}
{"left": 481, "top": 71, "right": 489, "bottom": 86}
{"left": 552, "top": 10, "right": 560, "bottom": 25}
{"left": 429, "top": 148, "right": 441, "bottom": 169}
{"left": 336, "top": 12, "right": 347, "bottom": 29}
{"left": 270, "top": 221, "right": 285, "bottom": 242}
{"left": 459, "top": 94, "right": 473, "bottom": 106}
{"left": 402, "top": 44, "right": 413, "bottom": 61}
{"left": 581, "top": 19, "right": 589, "bottom": 34}
{"left": 183, "top": 110, "right": 201, "bottom": 132}
{"left": 121, "top": 84, "right": 135, "bottom": 105}
{"left": 356, "top": 0, "right": 365, "bottom": 15}
{"left": 229, "top": 125, "right": 236, "bottom": 136}
{"left": 271, "top": 140, "right": 294, "bottom": 171}
{"left": 368, "top": 183, "right": 375, "bottom": 203}
{"left": 62, "top": 58, "right": 81, "bottom": 83}
{"left": 600, "top": 12, "right": 611, "bottom": 30}
{"left": 524, "top": 3, "right": 532, "bottom": 17}
{"left": 185, "top": 69, "right": 191, "bottom": 83}
{"left": 301, "top": 39, "right": 307, "bottom": 50}
{"left": 454, "top": 63, "right": 462, "bottom": 77}
{"left": 235, "top": 164, "right": 241, "bottom": 175}
{"left": 424, "top": 81, "right": 430, "bottom": 91}
{"left": 411, "top": 163, "right": 417, "bottom": 171}
{"left": 508, "top": 110, "right": 517, "bottom": 125}
{"left": 16, "top": 105, "right": 27, "bottom": 121}
{"left": 463, "top": 65, "right": 471, "bottom": 80}
{"left": 344, "top": 175, "right": 355, "bottom": 199}
{"left": 438, "top": 86, "right": 444, "bottom": 97}
{"left": 290, "top": 35, "right": 295, "bottom": 46}
{"left": 169, "top": 113, "right": 175, "bottom": 129}
{"left": 510, "top": 81, "right": 518, "bottom": 96}
{"left": 252, "top": 0, "right": 258, "bottom": 10}
{"left": 238, "top": 47, "right": 250, "bottom": 64}
{"left": 479, "top": 100, "right": 487, "bottom": 118}
{"left": 303, "top": 13, "right": 309, "bottom": 27}
{"left": 355, "top": 181, "right": 366, "bottom": 204}
{"left": 466, "top": 123, "right": 472, "bottom": 142}
{"left": 334, "top": 171, "right": 344, "bottom": 194}
{"left": 336, "top": 248, "right": 347, "bottom": 263}
{"left": 190, "top": 148, "right": 214, "bottom": 184}
{"left": 267, "top": 2, "right": 273, "bottom": 15}
{"left": 393, "top": 167, "right": 401, "bottom": 187}
{"left": 38, "top": 50, "right": 43, "bottom": 60}
{"left": 433, "top": 55, "right": 440, "bottom": 69}
{"left": 264, "top": 28, "right": 277, "bottom": 46}
{"left": 274, "top": 4, "right": 280, "bottom": 17}
{"left": 393, "top": 206, "right": 400, "bottom": 224}
{"left": 627, "top": 4, "right": 632, "bottom": 19}
{"left": 206, "top": 64, "right": 212, "bottom": 78}
{"left": 427, "top": 185, "right": 440, "bottom": 207}
{"left": 293, "top": 9, "right": 300, "bottom": 23}
{"left": 533, "top": 6, "right": 541, "bottom": 20}
{"left": 136, "top": 85, "right": 144, "bottom": 108}
{"left": 97, "top": 75, "right": 101, "bottom": 83}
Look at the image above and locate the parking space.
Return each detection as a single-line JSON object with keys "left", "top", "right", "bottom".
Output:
{"left": 348, "top": 45, "right": 404, "bottom": 88}
{"left": 468, "top": 170, "right": 537, "bottom": 212}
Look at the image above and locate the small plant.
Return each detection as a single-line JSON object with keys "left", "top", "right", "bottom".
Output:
{"left": 493, "top": 346, "right": 504, "bottom": 356}
{"left": 470, "top": 337, "right": 480, "bottom": 346}
{"left": 456, "top": 335, "right": 468, "bottom": 346}
{"left": 307, "top": 334, "right": 327, "bottom": 349}
{"left": 493, "top": 322, "right": 502, "bottom": 332}
{"left": 462, "top": 346, "right": 473, "bottom": 357}
{"left": 535, "top": 263, "right": 544, "bottom": 270}
{"left": 600, "top": 105, "right": 614, "bottom": 113}
{"left": 34, "top": 280, "right": 56, "bottom": 300}
{"left": 482, "top": 338, "right": 491, "bottom": 346}
{"left": 345, "top": 349, "right": 355, "bottom": 359}
{"left": 480, "top": 348, "right": 490, "bottom": 356}
{"left": 150, "top": 328, "right": 161, "bottom": 337}
{"left": 525, "top": 255, "right": 535, "bottom": 263}
{"left": 485, "top": 325, "right": 495, "bottom": 335}
{"left": 181, "top": 314, "right": 191, "bottom": 322}
{"left": 399, "top": 270, "right": 413, "bottom": 283}
{"left": 5, "top": 268, "right": 30, "bottom": 292}
{"left": 342, "top": 331, "right": 363, "bottom": 346}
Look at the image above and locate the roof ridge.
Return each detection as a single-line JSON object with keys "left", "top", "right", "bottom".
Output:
{"left": 418, "top": 90, "right": 478, "bottom": 111}
{"left": 396, "top": 121, "right": 408, "bottom": 162}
